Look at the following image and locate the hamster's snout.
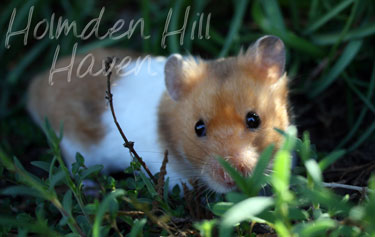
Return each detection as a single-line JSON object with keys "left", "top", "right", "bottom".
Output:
{"left": 202, "top": 145, "right": 259, "bottom": 192}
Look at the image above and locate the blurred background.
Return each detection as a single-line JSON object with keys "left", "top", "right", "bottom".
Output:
{"left": 0, "top": 0, "right": 374, "bottom": 187}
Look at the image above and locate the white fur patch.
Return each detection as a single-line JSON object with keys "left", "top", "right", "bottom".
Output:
{"left": 61, "top": 56, "right": 189, "bottom": 189}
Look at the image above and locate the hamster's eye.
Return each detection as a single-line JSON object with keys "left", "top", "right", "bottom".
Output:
{"left": 246, "top": 111, "right": 261, "bottom": 129}
{"left": 195, "top": 120, "right": 206, "bottom": 137}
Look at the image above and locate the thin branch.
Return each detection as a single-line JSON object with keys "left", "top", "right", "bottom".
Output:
{"left": 157, "top": 150, "right": 169, "bottom": 197}
{"left": 323, "top": 182, "right": 370, "bottom": 193}
{"left": 104, "top": 57, "right": 156, "bottom": 184}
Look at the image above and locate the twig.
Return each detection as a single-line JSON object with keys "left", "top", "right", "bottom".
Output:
{"left": 104, "top": 57, "right": 156, "bottom": 184}
{"left": 152, "top": 150, "right": 169, "bottom": 213}
{"left": 157, "top": 150, "right": 169, "bottom": 197}
{"left": 323, "top": 182, "right": 370, "bottom": 193}
{"left": 117, "top": 211, "right": 145, "bottom": 216}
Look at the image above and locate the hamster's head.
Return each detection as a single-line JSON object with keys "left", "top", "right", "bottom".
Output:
{"left": 161, "top": 35, "right": 290, "bottom": 193}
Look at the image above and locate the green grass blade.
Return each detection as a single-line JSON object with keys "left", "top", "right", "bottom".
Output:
{"left": 167, "top": 0, "right": 184, "bottom": 54}
{"left": 6, "top": 38, "right": 50, "bottom": 85}
{"left": 219, "top": 0, "right": 249, "bottom": 57}
{"left": 345, "top": 75, "right": 375, "bottom": 114}
{"left": 140, "top": 0, "right": 151, "bottom": 53}
{"left": 309, "top": 40, "right": 362, "bottom": 97}
{"left": 311, "top": 23, "right": 375, "bottom": 45}
{"left": 347, "top": 122, "right": 375, "bottom": 152}
{"left": 251, "top": 1, "right": 324, "bottom": 58}
{"left": 219, "top": 197, "right": 274, "bottom": 237}
{"left": 260, "top": 0, "right": 286, "bottom": 32}
{"left": 92, "top": 189, "right": 126, "bottom": 237}
{"left": 305, "top": 159, "right": 322, "bottom": 184}
{"left": 318, "top": 150, "right": 346, "bottom": 171}
{"left": 246, "top": 144, "right": 274, "bottom": 196}
{"left": 129, "top": 218, "right": 147, "bottom": 237}
{"left": 303, "top": 0, "right": 355, "bottom": 34}
{"left": 336, "top": 62, "right": 375, "bottom": 148}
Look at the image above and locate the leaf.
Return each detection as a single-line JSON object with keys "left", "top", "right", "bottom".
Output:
{"left": 219, "top": 197, "right": 274, "bottom": 237}
{"left": 272, "top": 150, "right": 292, "bottom": 197}
{"left": 92, "top": 189, "right": 125, "bottom": 237}
{"left": 62, "top": 190, "right": 73, "bottom": 216}
{"left": 219, "top": 0, "right": 249, "bottom": 57}
{"left": 299, "top": 188, "right": 351, "bottom": 215}
{"left": 212, "top": 202, "right": 233, "bottom": 216}
{"left": 260, "top": 0, "right": 286, "bottom": 32}
{"left": 293, "top": 219, "right": 336, "bottom": 236}
{"left": 50, "top": 170, "right": 66, "bottom": 189}
{"left": 297, "top": 132, "right": 310, "bottom": 162}
{"left": 246, "top": 144, "right": 274, "bottom": 196}
{"left": 194, "top": 219, "right": 217, "bottom": 237}
{"left": 288, "top": 206, "right": 309, "bottom": 221}
{"left": 139, "top": 171, "right": 158, "bottom": 198}
{"left": 1, "top": 185, "right": 42, "bottom": 198}
{"left": 318, "top": 150, "right": 346, "bottom": 171}
{"left": 305, "top": 159, "right": 322, "bottom": 184}
{"left": 31, "top": 161, "right": 50, "bottom": 172}
{"left": 13, "top": 157, "right": 44, "bottom": 187}
{"left": 80, "top": 165, "right": 103, "bottom": 181}
{"left": 129, "top": 218, "right": 147, "bottom": 237}
{"left": 72, "top": 153, "right": 85, "bottom": 175}
{"left": 225, "top": 192, "right": 247, "bottom": 203}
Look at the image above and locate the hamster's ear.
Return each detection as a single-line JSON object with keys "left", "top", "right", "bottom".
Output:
{"left": 244, "top": 35, "right": 286, "bottom": 82}
{"left": 164, "top": 54, "right": 204, "bottom": 101}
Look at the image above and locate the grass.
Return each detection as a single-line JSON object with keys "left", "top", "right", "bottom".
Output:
{"left": 0, "top": 0, "right": 374, "bottom": 236}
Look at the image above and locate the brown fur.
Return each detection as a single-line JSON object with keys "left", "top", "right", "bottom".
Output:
{"left": 27, "top": 48, "right": 143, "bottom": 146}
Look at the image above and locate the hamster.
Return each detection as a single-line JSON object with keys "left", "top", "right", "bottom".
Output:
{"left": 27, "top": 35, "right": 290, "bottom": 193}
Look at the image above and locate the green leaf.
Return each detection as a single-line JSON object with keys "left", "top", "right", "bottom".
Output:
{"left": 288, "top": 206, "right": 309, "bottom": 221}
{"left": 80, "top": 165, "right": 103, "bottom": 181}
{"left": 129, "top": 218, "right": 147, "bottom": 237}
{"left": 299, "top": 188, "right": 351, "bottom": 215}
{"left": 260, "top": 0, "right": 286, "bottom": 32}
{"left": 246, "top": 144, "right": 274, "bottom": 196}
{"left": 299, "top": 131, "right": 312, "bottom": 162}
{"left": 194, "top": 219, "right": 217, "bottom": 237}
{"left": 318, "top": 150, "right": 346, "bottom": 171}
{"left": 272, "top": 150, "right": 292, "bottom": 196}
{"left": 71, "top": 153, "right": 85, "bottom": 175}
{"left": 293, "top": 219, "right": 336, "bottom": 236}
{"left": 349, "top": 206, "right": 364, "bottom": 221}
{"left": 212, "top": 202, "right": 233, "bottom": 216}
{"left": 219, "top": 197, "right": 274, "bottom": 237}
{"left": 1, "top": 185, "right": 42, "bottom": 198}
{"left": 225, "top": 192, "right": 247, "bottom": 203}
{"left": 31, "top": 161, "right": 50, "bottom": 172}
{"left": 63, "top": 190, "right": 73, "bottom": 216}
{"left": 50, "top": 170, "right": 66, "bottom": 189}
{"left": 139, "top": 171, "right": 158, "bottom": 198}
{"left": 92, "top": 189, "right": 126, "bottom": 237}
{"left": 305, "top": 159, "right": 323, "bottom": 184}
{"left": 219, "top": 0, "right": 249, "bottom": 57}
